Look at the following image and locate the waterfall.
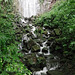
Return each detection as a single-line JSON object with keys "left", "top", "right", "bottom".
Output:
{"left": 15, "top": 0, "right": 60, "bottom": 75}
{"left": 13, "top": 0, "right": 52, "bottom": 18}
{"left": 16, "top": 0, "right": 40, "bottom": 17}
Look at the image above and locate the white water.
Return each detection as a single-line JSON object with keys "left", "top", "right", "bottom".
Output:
{"left": 18, "top": 18, "right": 60, "bottom": 75}
{"left": 33, "top": 67, "right": 47, "bottom": 75}
{"left": 16, "top": 0, "right": 59, "bottom": 74}
{"left": 14, "top": 0, "right": 52, "bottom": 18}
{"left": 17, "top": 0, "right": 40, "bottom": 17}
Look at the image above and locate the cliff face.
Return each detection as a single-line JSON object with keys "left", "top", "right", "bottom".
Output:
{"left": 13, "top": 0, "right": 56, "bottom": 17}
{"left": 39, "top": 0, "right": 56, "bottom": 14}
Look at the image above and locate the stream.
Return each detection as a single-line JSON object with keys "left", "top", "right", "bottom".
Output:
{"left": 14, "top": 0, "right": 60, "bottom": 75}
{"left": 18, "top": 18, "right": 60, "bottom": 75}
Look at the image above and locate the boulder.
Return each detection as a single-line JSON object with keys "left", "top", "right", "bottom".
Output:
{"left": 22, "top": 47, "right": 29, "bottom": 53}
{"left": 31, "top": 45, "right": 40, "bottom": 52}
{"left": 42, "top": 47, "right": 48, "bottom": 53}
{"left": 22, "top": 53, "right": 46, "bottom": 71}
{"left": 48, "top": 37, "right": 55, "bottom": 41}
{"left": 27, "top": 39, "right": 36, "bottom": 48}
{"left": 37, "top": 56, "right": 46, "bottom": 68}
{"left": 49, "top": 54, "right": 54, "bottom": 59}
{"left": 50, "top": 31, "right": 55, "bottom": 36}
{"left": 22, "top": 40, "right": 28, "bottom": 49}
{"left": 47, "top": 70, "right": 64, "bottom": 75}
{"left": 41, "top": 73, "right": 47, "bottom": 75}
{"left": 34, "top": 39, "right": 43, "bottom": 46}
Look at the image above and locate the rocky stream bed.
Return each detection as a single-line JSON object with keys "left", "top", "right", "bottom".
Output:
{"left": 15, "top": 17, "right": 74, "bottom": 75}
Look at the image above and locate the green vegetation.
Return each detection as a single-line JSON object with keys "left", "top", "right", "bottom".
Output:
{"left": 35, "top": 0, "right": 75, "bottom": 65}
{"left": 0, "top": 0, "right": 75, "bottom": 74}
{"left": 0, "top": 0, "right": 31, "bottom": 75}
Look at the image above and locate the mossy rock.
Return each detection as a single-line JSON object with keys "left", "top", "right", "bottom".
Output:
{"left": 42, "top": 47, "right": 48, "bottom": 53}
{"left": 48, "top": 37, "right": 55, "bottom": 41}
{"left": 27, "top": 39, "right": 36, "bottom": 47}
{"left": 47, "top": 70, "right": 64, "bottom": 75}
{"left": 50, "top": 31, "right": 55, "bottom": 36}
{"left": 31, "top": 45, "right": 40, "bottom": 52}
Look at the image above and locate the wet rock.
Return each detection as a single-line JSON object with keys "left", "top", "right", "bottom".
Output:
{"left": 43, "top": 34, "right": 48, "bottom": 39}
{"left": 28, "top": 17, "right": 32, "bottom": 21}
{"left": 37, "top": 56, "right": 46, "bottom": 68}
{"left": 25, "top": 29, "right": 30, "bottom": 33}
{"left": 50, "top": 31, "right": 55, "bottom": 36}
{"left": 22, "top": 40, "right": 28, "bottom": 48}
{"left": 34, "top": 39, "right": 43, "bottom": 46}
{"left": 22, "top": 47, "right": 29, "bottom": 53}
{"left": 41, "top": 73, "right": 47, "bottom": 75}
{"left": 37, "top": 33, "right": 42, "bottom": 38}
{"left": 49, "top": 54, "right": 54, "bottom": 59}
{"left": 48, "top": 37, "right": 55, "bottom": 41}
{"left": 47, "top": 70, "right": 64, "bottom": 75}
{"left": 46, "top": 41, "right": 51, "bottom": 46}
{"left": 23, "top": 53, "right": 46, "bottom": 71}
{"left": 27, "top": 39, "right": 36, "bottom": 47}
{"left": 42, "top": 30, "right": 48, "bottom": 36}
{"left": 42, "top": 47, "right": 48, "bottom": 53}
{"left": 37, "top": 53, "right": 44, "bottom": 57}
{"left": 31, "top": 67, "right": 40, "bottom": 72}
{"left": 31, "top": 34, "right": 36, "bottom": 39}
{"left": 27, "top": 33, "right": 31, "bottom": 37}
{"left": 31, "top": 45, "right": 40, "bottom": 52}
{"left": 23, "top": 25, "right": 29, "bottom": 29}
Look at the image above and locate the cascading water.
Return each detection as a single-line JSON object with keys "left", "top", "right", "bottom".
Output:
{"left": 18, "top": 18, "right": 60, "bottom": 75}
{"left": 14, "top": 0, "right": 53, "bottom": 17}
{"left": 15, "top": 0, "right": 40, "bottom": 17}
{"left": 15, "top": 0, "right": 60, "bottom": 75}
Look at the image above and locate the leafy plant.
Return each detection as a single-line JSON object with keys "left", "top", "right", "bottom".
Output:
{"left": 35, "top": 0, "right": 75, "bottom": 64}
{"left": 0, "top": 0, "right": 32, "bottom": 75}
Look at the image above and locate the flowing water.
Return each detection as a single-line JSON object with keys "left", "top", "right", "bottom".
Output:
{"left": 13, "top": 0, "right": 52, "bottom": 17}
{"left": 19, "top": 18, "right": 60, "bottom": 75}
{"left": 14, "top": 0, "right": 40, "bottom": 17}
{"left": 14, "top": 0, "right": 60, "bottom": 75}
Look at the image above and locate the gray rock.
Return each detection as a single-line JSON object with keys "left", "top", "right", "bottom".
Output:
{"left": 47, "top": 70, "right": 64, "bottom": 75}
{"left": 50, "top": 31, "right": 55, "bottom": 36}
{"left": 22, "top": 48, "right": 29, "bottom": 53}
{"left": 34, "top": 39, "right": 43, "bottom": 46}
{"left": 27, "top": 39, "right": 36, "bottom": 48}
{"left": 42, "top": 47, "right": 48, "bottom": 53}
{"left": 48, "top": 37, "right": 55, "bottom": 41}
{"left": 41, "top": 73, "right": 47, "bottom": 75}
{"left": 31, "top": 45, "right": 40, "bottom": 52}
{"left": 22, "top": 53, "right": 46, "bottom": 71}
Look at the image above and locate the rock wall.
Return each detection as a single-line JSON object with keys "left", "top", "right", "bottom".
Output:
{"left": 39, "top": 0, "right": 56, "bottom": 14}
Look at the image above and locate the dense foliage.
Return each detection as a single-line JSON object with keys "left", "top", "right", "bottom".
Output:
{"left": 35, "top": 0, "right": 75, "bottom": 64}
{"left": 0, "top": 0, "right": 31, "bottom": 75}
